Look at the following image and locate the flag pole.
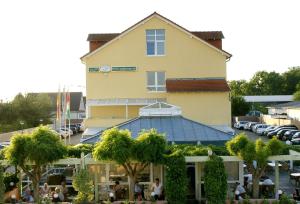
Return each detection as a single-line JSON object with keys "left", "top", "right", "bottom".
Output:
{"left": 57, "top": 86, "right": 61, "bottom": 141}
{"left": 63, "top": 86, "right": 66, "bottom": 145}
{"left": 68, "top": 90, "right": 71, "bottom": 144}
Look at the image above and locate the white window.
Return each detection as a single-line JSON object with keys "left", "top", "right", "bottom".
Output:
{"left": 147, "top": 71, "right": 166, "bottom": 92}
{"left": 146, "top": 29, "right": 165, "bottom": 56}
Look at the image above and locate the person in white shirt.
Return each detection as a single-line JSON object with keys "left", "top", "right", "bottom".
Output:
{"left": 40, "top": 183, "right": 50, "bottom": 197}
{"left": 151, "top": 178, "right": 163, "bottom": 200}
{"left": 235, "top": 182, "right": 246, "bottom": 200}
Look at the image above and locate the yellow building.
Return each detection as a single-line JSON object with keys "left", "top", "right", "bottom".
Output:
{"left": 81, "top": 12, "right": 232, "bottom": 136}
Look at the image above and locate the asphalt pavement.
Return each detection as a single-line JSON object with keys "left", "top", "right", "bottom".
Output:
{"left": 234, "top": 128, "right": 269, "bottom": 142}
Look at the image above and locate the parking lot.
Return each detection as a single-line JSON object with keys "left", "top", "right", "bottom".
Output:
{"left": 234, "top": 128, "right": 269, "bottom": 142}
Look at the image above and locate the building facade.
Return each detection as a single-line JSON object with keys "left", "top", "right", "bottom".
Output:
{"left": 81, "top": 12, "right": 232, "bottom": 135}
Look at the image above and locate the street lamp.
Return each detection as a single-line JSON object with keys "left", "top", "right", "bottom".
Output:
{"left": 19, "top": 121, "right": 24, "bottom": 134}
{"left": 39, "top": 119, "right": 43, "bottom": 125}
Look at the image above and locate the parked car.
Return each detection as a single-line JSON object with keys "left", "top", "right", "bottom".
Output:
{"left": 57, "top": 128, "right": 73, "bottom": 138}
{"left": 234, "top": 121, "right": 249, "bottom": 130}
{"left": 252, "top": 123, "right": 266, "bottom": 133}
{"left": 276, "top": 129, "right": 295, "bottom": 140}
{"left": 267, "top": 127, "right": 298, "bottom": 139}
{"left": 244, "top": 122, "right": 259, "bottom": 131}
{"left": 291, "top": 137, "right": 300, "bottom": 145}
{"left": 249, "top": 122, "right": 259, "bottom": 132}
{"left": 62, "top": 125, "right": 78, "bottom": 134}
{"left": 255, "top": 124, "right": 270, "bottom": 135}
{"left": 264, "top": 125, "right": 295, "bottom": 136}
{"left": 0, "top": 142, "right": 10, "bottom": 150}
{"left": 292, "top": 132, "right": 300, "bottom": 140}
{"left": 262, "top": 126, "right": 278, "bottom": 136}
{"left": 282, "top": 130, "right": 300, "bottom": 141}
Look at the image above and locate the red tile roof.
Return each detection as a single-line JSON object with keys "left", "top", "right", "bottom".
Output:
{"left": 166, "top": 78, "right": 230, "bottom": 92}
{"left": 87, "top": 31, "right": 224, "bottom": 42}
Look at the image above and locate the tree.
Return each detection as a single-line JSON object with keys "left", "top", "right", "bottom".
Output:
{"left": 164, "top": 150, "right": 187, "bottom": 204}
{"left": 229, "top": 80, "right": 249, "bottom": 96}
{"left": 231, "top": 95, "right": 250, "bottom": 116}
{"left": 282, "top": 66, "right": 300, "bottom": 94}
{"left": 5, "top": 126, "right": 67, "bottom": 202}
{"left": 73, "top": 169, "right": 94, "bottom": 203}
{"left": 294, "top": 91, "right": 300, "bottom": 101}
{"left": 226, "top": 133, "right": 283, "bottom": 198}
{"left": 293, "top": 83, "right": 300, "bottom": 101}
{"left": 93, "top": 128, "right": 166, "bottom": 200}
{"left": 247, "top": 71, "right": 285, "bottom": 95}
{"left": 12, "top": 93, "right": 52, "bottom": 127}
{"left": 0, "top": 93, "right": 53, "bottom": 133}
{"left": 204, "top": 155, "right": 227, "bottom": 204}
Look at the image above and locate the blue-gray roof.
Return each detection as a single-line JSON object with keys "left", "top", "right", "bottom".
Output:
{"left": 81, "top": 116, "right": 233, "bottom": 145}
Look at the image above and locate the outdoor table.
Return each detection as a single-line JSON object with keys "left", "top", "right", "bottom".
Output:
{"left": 267, "top": 162, "right": 282, "bottom": 167}
{"left": 290, "top": 173, "right": 300, "bottom": 186}
{"left": 244, "top": 174, "right": 252, "bottom": 181}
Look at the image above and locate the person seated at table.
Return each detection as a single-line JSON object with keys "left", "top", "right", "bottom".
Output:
{"left": 235, "top": 182, "right": 246, "bottom": 199}
{"left": 293, "top": 188, "right": 300, "bottom": 201}
{"left": 134, "top": 181, "right": 143, "bottom": 201}
{"left": 260, "top": 175, "right": 269, "bottom": 181}
{"left": 59, "top": 181, "right": 68, "bottom": 201}
{"left": 113, "top": 180, "right": 123, "bottom": 200}
{"left": 262, "top": 178, "right": 273, "bottom": 185}
{"left": 22, "top": 187, "right": 34, "bottom": 202}
{"left": 40, "top": 182, "right": 50, "bottom": 196}
{"left": 53, "top": 187, "right": 64, "bottom": 202}
{"left": 151, "top": 178, "right": 163, "bottom": 200}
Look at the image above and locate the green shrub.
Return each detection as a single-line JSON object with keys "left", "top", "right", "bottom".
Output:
{"left": 279, "top": 194, "right": 295, "bottom": 204}
{"left": 3, "top": 172, "right": 19, "bottom": 192}
{"left": 0, "top": 166, "right": 4, "bottom": 203}
{"left": 164, "top": 150, "right": 187, "bottom": 204}
{"left": 67, "top": 144, "right": 94, "bottom": 158}
{"left": 72, "top": 168, "right": 94, "bottom": 204}
{"left": 167, "top": 144, "right": 229, "bottom": 156}
{"left": 204, "top": 155, "right": 227, "bottom": 204}
{"left": 261, "top": 199, "right": 270, "bottom": 204}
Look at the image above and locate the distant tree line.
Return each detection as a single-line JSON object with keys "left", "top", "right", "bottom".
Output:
{"left": 0, "top": 93, "right": 52, "bottom": 133}
{"left": 230, "top": 66, "right": 300, "bottom": 116}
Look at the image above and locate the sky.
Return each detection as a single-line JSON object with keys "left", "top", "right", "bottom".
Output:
{"left": 0, "top": 0, "right": 300, "bottom": 101}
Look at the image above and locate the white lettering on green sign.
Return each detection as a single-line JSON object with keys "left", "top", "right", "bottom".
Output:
{"left": 89, "top": 67, "right": 99, "bottom": 72}
{"left": 112, "top": 67, "right": 136, "bottom": 71}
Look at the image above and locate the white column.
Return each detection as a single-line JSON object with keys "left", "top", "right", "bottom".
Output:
{"left": 86, "top": 105, "right": 91, "bottom": 118}
{"left": 238, "top": 161, "right": 244, "bottom": 185}
{"left": 125, "top": 104, "right": 128, "bottom": 119}
{"left": 290, "top": 160, "right": 294, "bottom": 170}
{"left": 94, "top": 173, "right": 99, "bottom": 203}
{"left": 275, "top": 161, "right": 279, "bottom": 194}
{"left": 150, "top": 163, "right": 153, "bottom": 183}
{"left": 195, "top": 162, "right": 200, "bottom": 200}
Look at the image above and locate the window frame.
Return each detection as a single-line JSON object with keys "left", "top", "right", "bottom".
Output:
{"left": 146, "top": 29, "right": 165, "bottom": 56}
{"left": 146, "top": 71, "right": 166, "bottom": 92}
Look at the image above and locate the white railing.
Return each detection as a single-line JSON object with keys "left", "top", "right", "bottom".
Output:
{"left": 87, "top": 98, "right": 167, "bottom": 106}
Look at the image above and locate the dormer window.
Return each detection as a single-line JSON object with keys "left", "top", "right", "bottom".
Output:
{"left": 146, "top": 29, "right": 165, "bottom": 56}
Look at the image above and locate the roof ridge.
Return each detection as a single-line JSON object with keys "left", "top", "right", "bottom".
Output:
{"left": 80, "top": 117, "right": 141, "bottom": 143}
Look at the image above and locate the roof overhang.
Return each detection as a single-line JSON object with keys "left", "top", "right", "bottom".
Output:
{"left": 166, "top": 78, "right": 230, "bottom": 92}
